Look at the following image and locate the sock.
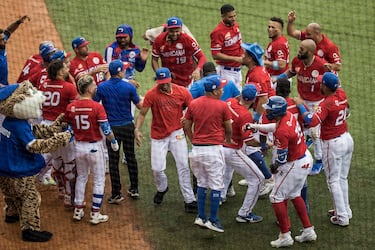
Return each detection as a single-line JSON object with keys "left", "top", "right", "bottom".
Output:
{"left": 300, "top": 181, "right": 309, "bottom": 213}
{"left": 292, "top": 196, "right": 312, "bottom": 228}
{"left": 209, "top": 190, "right": 221, "bottom": 222}
{"left": 272, "top": 201, "right": 290, "bottom": 233}
{"left": 197, "top": 186, "right": 207, "bottom": 219}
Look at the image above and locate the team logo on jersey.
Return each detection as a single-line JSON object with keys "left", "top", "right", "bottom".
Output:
{"left": 129, "top": 51, "right": 136, "bottom": 58}
{"left": 224, "top": 32, "right": 231, "bottom": 40}
{"left": 93, "top": 57, "right": 100, "bottom": 64}
{"left": 311, "top": 70, "right": 319, "bottom": 78}
{"left": 176, "top": 43, "right": 183, "bottom": 49}
{"left": 70, "top": 106, "right": 76, "bottom": 112}
{"left": 277, "top": 50, "right": 284, "bottom": 56}
{"left": 317, "top": 49, "right": 324, "bottom": 57}
{"left": 333, "top": 53, "right": 339, "bottom": 59}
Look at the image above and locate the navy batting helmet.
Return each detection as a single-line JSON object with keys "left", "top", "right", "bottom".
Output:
{"left": 39, "top": 42, "right": 56, "bottom": 62}
{"left": 262, "top": 96, "right": 287, "bottom": 120}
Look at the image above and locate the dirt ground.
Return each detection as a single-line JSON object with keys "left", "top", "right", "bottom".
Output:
{"left": 0, "top": 1, "right": 151, "bottom": 249}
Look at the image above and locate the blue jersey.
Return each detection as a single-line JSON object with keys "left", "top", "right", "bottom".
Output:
{"left": 189, "top": 74, "right": 240, "bottom": 101}
{"left": 94, "top": 78, "right": 140, "bottom": 126}
{"left": 105, "top": 42, "right": 146, "bottom": 80}
{"left": 0, "top": 117, "right": 45, "bottom": 177}
{"left": 0, "top": 33, "right": 10, "bottom": 85}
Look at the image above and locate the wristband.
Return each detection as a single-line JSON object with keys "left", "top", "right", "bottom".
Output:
{"left": 272, "top": 61, "right": 280, "bottom": 70}
{"left": 297, "top": 104, "right": 307, "bottom": 114}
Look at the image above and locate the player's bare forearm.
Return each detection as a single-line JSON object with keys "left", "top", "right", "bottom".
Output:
{"left": 224, "top": 120, "right": 233, "bottom": 144}
{"left": 213, "top": 53, "right": 242, "bottom": 64}
{"left": 151, "top": 57, "right": 159, "bottom": 72}
{"left": 6, "top": 15, "right": 30, "bottom": 34}
{"left": 183, "top": 120, "right": 193, "bottom": 142}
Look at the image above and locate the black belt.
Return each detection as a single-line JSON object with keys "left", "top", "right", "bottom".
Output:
{"left": 193, "top": 144, "right": 216, "bottom": 146}
{"left": 223, "top": 66, "right": 241, "bottom": 72}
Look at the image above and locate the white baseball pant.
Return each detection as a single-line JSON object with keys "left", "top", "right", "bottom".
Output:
{"left": 189, "top": 144, "right": 225, "bottom": 191}
{"left": 74, "top": 141, "right": 106, "bottom": 211}
{"left": 216, "top": 65, "right": 243, "bottom": 91}
{"left": 222, "top": 147, "right": 264, "bottom": 216}
{"left": 322, "top": 132, "right": 354, "bottom": 223}
{"left": 269, "top": 150, "right": 313, "bottom": 203}
{"left": 151, "top": 128, "right": 195, "bottom": 203}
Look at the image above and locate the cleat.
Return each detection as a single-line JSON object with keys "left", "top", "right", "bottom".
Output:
{"left": 259, "top": 178, "right": 274, "bottom": 196}
{"left": 90, "top": 212, "right": 109, "bottom": 225}
{"left": 107, "top": 194, "right": 125, "bottom": 204}
{"left": 205, "top": 219, "right": 224, "bottom": 233}
{"left": 194, "top": 216, "right": 208, "bottom": 228}
{"left": 238, "top": 179, "right": 248, "bottom": 186}
{"left": 330, "top": 216, "right": 349, "bottom": 227}
{"left": 227, "top": 185, "right": 236, "bottom": 197}
{"left": 236, "top": 213, "right": 263, "bottom": 223}
{"left": 127, "top": 189, "right": 140, "bottom": 199}
{"left": 309, "top": 160, "right": 323, "bottom": 175}
{"left": 184, "top": 201, "right": 198, "bottom": 213}
{"left": 295, "top": 227, "right": 317, "bottom": 243}
{"left": 271, "top": 232, "right": 294, "bottom": 248}
{"left": 153, "top": 187, "right": 168, "bottom": 205}
{"left": 73, "top": 208, "right": 84, "bottom": 221}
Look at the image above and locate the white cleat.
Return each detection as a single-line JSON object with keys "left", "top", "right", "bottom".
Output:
{"left": 90, "top": 212, "right": 109, "bottom": 225}
{"left": 271, "top": 232, "right": 294, "bottom": 248}
{"left": 73, "top": 208, "right": 84, "bottom": 221}
{"left": 295, "top": 226, "right": 317, "bottom": 243}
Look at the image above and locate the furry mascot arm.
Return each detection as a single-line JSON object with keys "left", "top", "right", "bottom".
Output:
{"left": 32, "top": 113, "right": 68, "bottom": 139}
{"left": 27, "top": 131, "right": 71, "bottom": 154}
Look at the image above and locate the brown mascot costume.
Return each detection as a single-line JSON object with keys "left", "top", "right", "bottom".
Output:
{"left": 0, "top": 81, "right": 71, "bottom": 242}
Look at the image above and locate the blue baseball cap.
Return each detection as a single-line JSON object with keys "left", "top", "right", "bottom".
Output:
{"left": 204, "top": 75, "right": 226, "bottom": 92}
{"left": 155, "top": 67, "right": 172, "bottom": 84}
{"left": 109, "top": 60, "right": 130, "bottom": 75}
{"left": 242, "top": 84, "right": 258, "bottom": 101}
{"left": 72, "top": 36, "right": 89, "bottom": 49}
{"left": 167, "top": 17, "right": 183, "bottom": 28}
{"left": 241, "top": 43, "right": 264, "bottom": 66}
{"left": 116, "top": 24, "right": 133, "bottom": 38}
{"left": 39, "top": 42, "right": 57, "bottom": 61}
{"left": 322, "top": 72, "right": 339, "bottom": 91}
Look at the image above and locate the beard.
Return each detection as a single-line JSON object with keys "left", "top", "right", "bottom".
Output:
{"left": 297, "top": 53, "right": 308, "bottom": 60}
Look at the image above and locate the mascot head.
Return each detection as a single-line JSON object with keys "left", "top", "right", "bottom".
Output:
{"left": 0, "top": 81, "right": 46, "bottom": 120}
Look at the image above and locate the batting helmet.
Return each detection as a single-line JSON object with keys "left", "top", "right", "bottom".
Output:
{"left": 39, "top": 42, "right": 57, "bottom": 62}
{"left": 262, "top": 96, "right": 287, "bottom": 120}
{"left": 242, "top": 84, "right": 258, "bottom": 102}
{"left": 49, "top": 50, "right": 71, "bottom": 62}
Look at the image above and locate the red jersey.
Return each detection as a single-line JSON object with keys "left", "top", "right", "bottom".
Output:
{"left": 210, "top": 21, "right": 242, "bottom": 68}
{"left": 29, "top": 67, "right": 48, "bottom": 89}
{"left": 69, "top": 52, "right": 107, "bottom": 84}
{"left": 39, "top": 79, "right": 77, "bottom": 121}
{"left": 290, "top": 56, "right": 327, "bottom": 101}
{"left": 224, "top": 98, "right": 255, "bottom": 149}
{"left": 17, "top": 54, "right": 44, "bottom": 83}
{"left": 300, "top": 32, "right": 341, "bottom": 65}
{"left": 265, "top": 35, "right": 290, "bottom": 76}
{"left": 245, "top": 66, "right": 275, "bottom": 109}
{"left": 185, "top": 96, "right": 231, "bottom": 145}
{"left": 285, "top": 97, "right": 307, "bottom": 128}
{"left": 143, "top": 84, "right": 193, "bottom": 139}
{"left": 273, "top": 111, "right": 306, "bottom": 161}
{"left": 152, "top": 32, "right": 206, "bottom": 87}
{"left": 65, "top": 99, "right": 108, "bottom": 142}
{"left": 310, "top": 88, "right": 348, "bottom": 140}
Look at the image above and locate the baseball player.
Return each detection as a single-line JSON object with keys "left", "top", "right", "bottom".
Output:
{"left": 0, "top": 15, "right": 30, "bottom": 86}
{"left": 105, "top": 24, "right": 149, "bottom": 80}
{"left": 143, "top": 23, "right": 196, "bottom": 45}
{"left": 222, "top": 84, "right": 264, "bottom": 223}
{"left": 262, "top": 96, "right": 316, "bottom": 248}
{"left": 277, "top": 39, "right": 328, "bottom": 175}
{"left": 134, "top": 67, "right": 197, "bottom": 212}
{"left": 210, "top": 4, "right": 243, "bottom": 90}
{"left": 295, "top": 72, "right": 353, "bottom": 226}
{"left": 70, "top": 36, "right": 108, "bottom": 84}
{"left": 94, "top": 60, "right": 142, "bottom": 202}
{"left": 66, "top": 75, "right": 119, "bottom": 224}
{"left": 17, "top": 41, "right": 57, "bottom": 83}
{"left": 152, "top": 16, "right": 207, "bottom": 87}
{"left": 287, "top": 10, "right": 341, "bottom": 72}
{"left": 263, "top": 17, "right": 290, "bottom": 88}
{"left": 39, "top": 60, "right": 78, "bottom": 208}
{"left": 184, "top": 75, "right": 232, "bottom": 233}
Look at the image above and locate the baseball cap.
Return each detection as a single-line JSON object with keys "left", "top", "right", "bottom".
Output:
{"left": 155, "top": 67, "right": 172, "bottom": 84}
{"left": 167, "top": 17, "right": 183, "bottom": 29}
{"left": 72, "top": 36, "right": 89, "bottom": 49}
{"left": 108, "top": 59, "right": 130, "bottom": 75}
{"left": 322, "top": 72, "right": 339, "bottom": 91}
{"left": 241, "top": 43, "right": 264, "bottom": 66}
{"left": 116, "top": 24, "right": 133, "bottom": 38}
{"left": 203, "top": 75, "right": 226, "bottom": 92}
{"left": 242, "top": 84, "right": 258, "bottom": 101}
{"left": 202, "top": 62, "right": 217, "bottom": 76}
{"left": 49, "top": 50, "right": 72, "bottom": 62}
